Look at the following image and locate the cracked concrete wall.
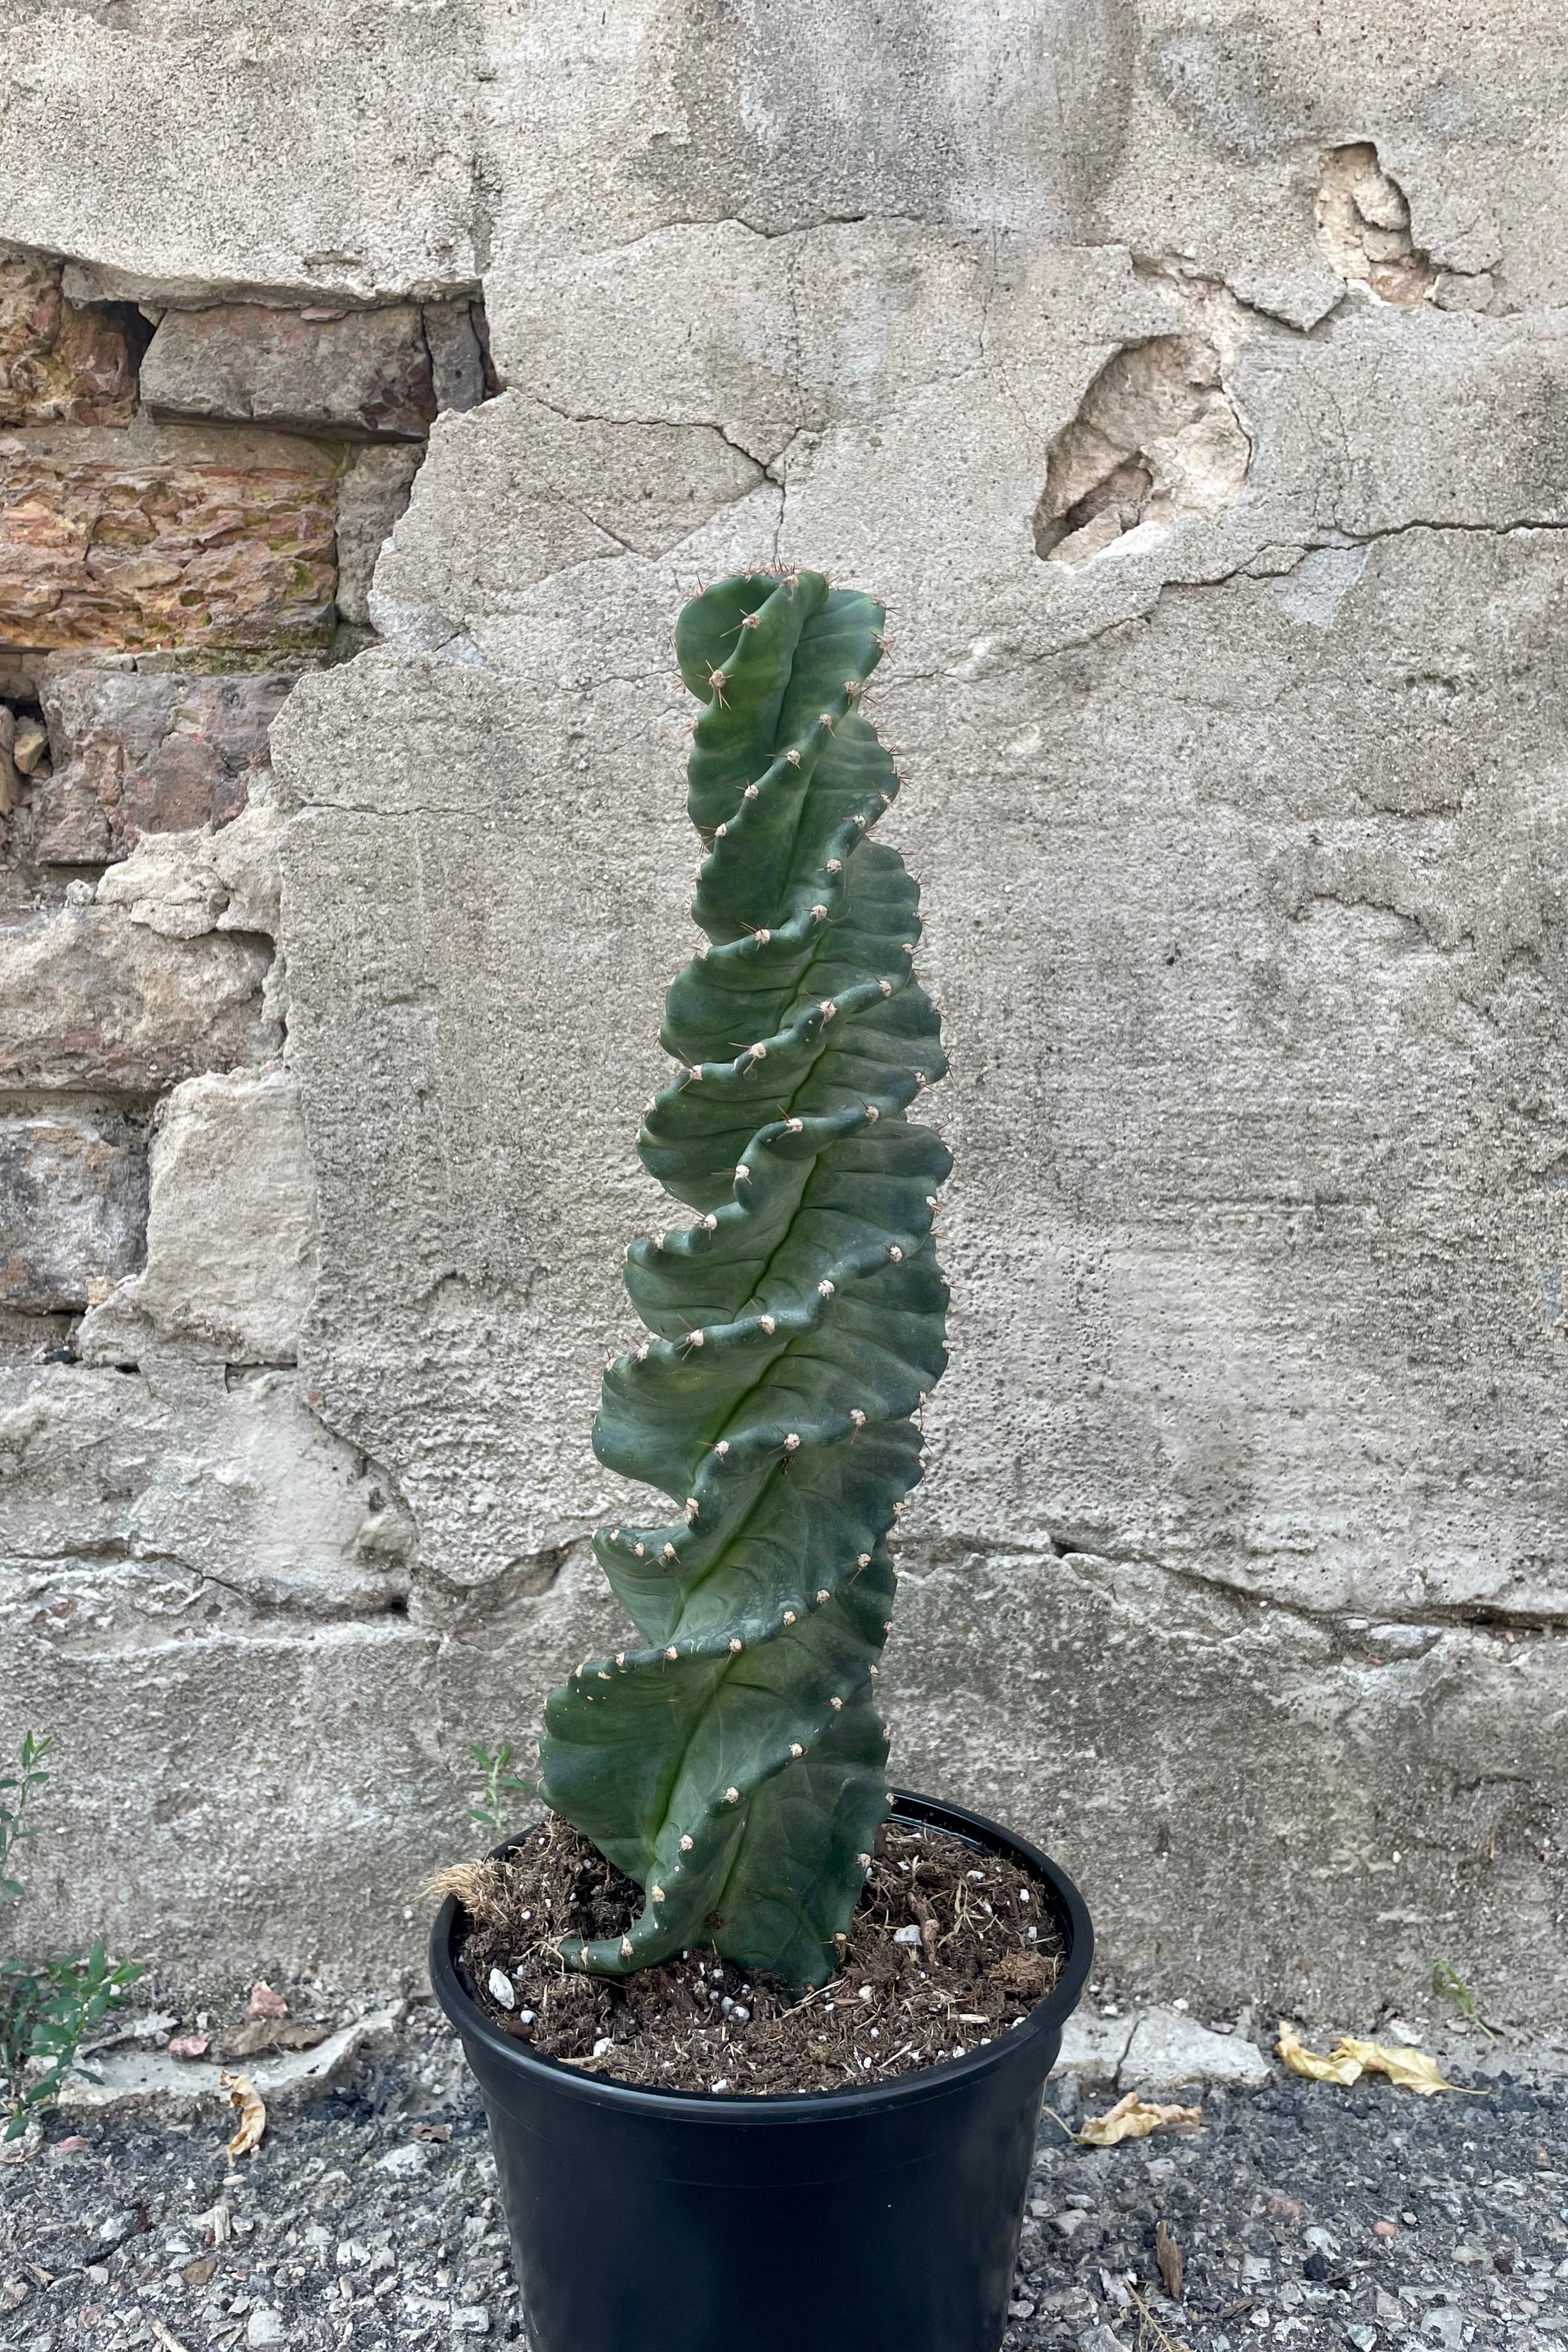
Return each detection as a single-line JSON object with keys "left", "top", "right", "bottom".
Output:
{"left": 7, "top": 1, "right": 1567, "bottom": 2022}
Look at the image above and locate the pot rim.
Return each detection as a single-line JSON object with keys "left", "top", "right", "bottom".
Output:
{"left": 429, "top": 1787, "right": 1093, "bottom": 2126}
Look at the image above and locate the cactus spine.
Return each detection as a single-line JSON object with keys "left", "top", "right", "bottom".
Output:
{"left": 538, "top": 570, "right": 949, "bottom": 1989}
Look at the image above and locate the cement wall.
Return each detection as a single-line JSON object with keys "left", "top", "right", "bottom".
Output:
{"left": 4, "top": 1, "right": 1565, "bottom": 2025}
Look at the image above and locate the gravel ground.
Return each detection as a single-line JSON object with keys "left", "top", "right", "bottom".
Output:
{"left": 2, "top": 2001, "right": 1563, "bottom": 2352}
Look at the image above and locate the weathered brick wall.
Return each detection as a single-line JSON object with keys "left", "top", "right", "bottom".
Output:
{"left": 1, "top": 252, "right": 484, "bottom": 1799}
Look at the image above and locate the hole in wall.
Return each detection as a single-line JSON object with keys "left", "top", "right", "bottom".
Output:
{"left": 1033, "top": 279, "right": 1252, "bottom": 567}
{"left": 1316, "top": 143, "right": 1437, "bottom": 306}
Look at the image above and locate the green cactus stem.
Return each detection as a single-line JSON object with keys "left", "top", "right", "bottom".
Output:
{"left": 537, "top": 569, "right": 949, "bottom": 1989}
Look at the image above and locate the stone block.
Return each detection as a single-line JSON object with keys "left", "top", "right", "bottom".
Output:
{"left": 1049, "top": 2012, "right": 1132, "bottom": 2090}
{"left": 0, "top": 904, "right": 276, "bottom": 1092}
{"left": 0, "top": 1108, "right": 147, "bottom": 1311}
{"left": 58, "top": 2006, "right": 403, "bottom": 2121}
{"left": 35, "top": 670, "right": 293, "bottom": 863}
{"left": 422, "top": 301, "right": 488, "bottom": 414}
{"left": 80, "top": 1068, "right": 315, "bottom": 1365}
{"left": 0, "top": 245, "right": 134, "bottom": 428}
{"left": 0, "top": 447, "right": 337, "bottom": 654}
{"left": 90, "top": 795, "right": 284, "bottom": 940}
{"left": 140, "top": 302, "right": 436, "bottom": 440}
{"left": 334, "top": 447, "right": 422, "bottom": 628}
{"left": 1119, "top": 2009, "right": 1272, "bottom": 2093}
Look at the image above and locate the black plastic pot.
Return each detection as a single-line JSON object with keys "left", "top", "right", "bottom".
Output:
{"left": 430, "top": 1790, "right": 1093, "bottom": 2352}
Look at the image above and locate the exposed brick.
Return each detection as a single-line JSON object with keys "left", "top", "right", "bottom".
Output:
{"left": 0, "top": 905, "right": 276, "bottom": 1092}
{"left": 0, "top": 1107, "right": 147, "bottom": 1311}
{"left": 141, "top": 302, "right": 437, "bottom": 441}
{"left": 35, "top": 670, "right": 293, "bottom": 863}
{"left": 0, "top": 449, "right": 337, "bottom": 654}
{"left": 0, "top": 247, "right": 135, "bottom": 429}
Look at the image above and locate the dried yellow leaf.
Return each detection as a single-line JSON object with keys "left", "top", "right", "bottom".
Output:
{"left": 1337, "top": 2038, "right": 1460, "bottom": 2096}
{"left": 219, "top": 2069, "right": 266, "bottom": 2157}
{"left": 1277, "top": 2021, "right": 1461, "bottom": 2096}
{"left": 1277, "top": 2021, "right": 1363, "bottom": 2084}
{"left": 1078, "top": 2091, "right": 1202, "bottom": 2146}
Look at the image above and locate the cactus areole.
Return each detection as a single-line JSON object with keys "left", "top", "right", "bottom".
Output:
{"left": 537, "top": 569, "right": 951, "bottom": 1989}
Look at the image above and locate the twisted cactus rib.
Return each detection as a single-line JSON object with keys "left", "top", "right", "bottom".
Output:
{"left": 538, "top": 569, "right": 949, "bottom": 1989}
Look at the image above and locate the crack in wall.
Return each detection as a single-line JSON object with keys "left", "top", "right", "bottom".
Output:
{"left": 898, "top": 1531, "right": 1568, "bottom": 1641}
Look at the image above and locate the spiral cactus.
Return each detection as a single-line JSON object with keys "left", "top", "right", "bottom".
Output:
{"left": 537, "top": 569, "right": 949, "bottom": 1989}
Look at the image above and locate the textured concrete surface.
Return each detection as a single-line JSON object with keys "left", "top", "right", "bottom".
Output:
{"left": 4, "top": 1, "right": 1566, "bottom": 2022}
